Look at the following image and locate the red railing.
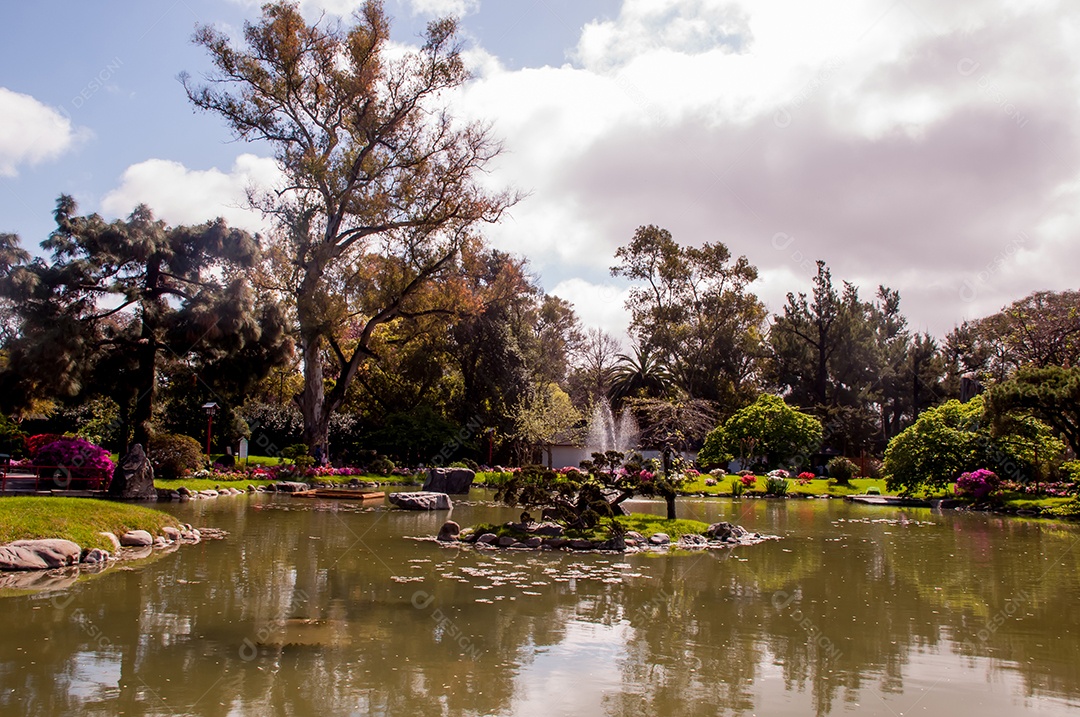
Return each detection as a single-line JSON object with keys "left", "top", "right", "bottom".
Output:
{"left": 0, "top": 460, "right": 111, "bottom": 493}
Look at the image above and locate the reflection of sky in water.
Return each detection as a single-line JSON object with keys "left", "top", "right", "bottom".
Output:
{"left": 509, "top": 620, "right": 629, "bottom": 717}
{"left": 67, "top": 652, "right": 121, "bottom": 701}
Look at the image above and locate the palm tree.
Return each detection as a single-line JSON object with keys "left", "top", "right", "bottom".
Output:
{"left": 608, "top": 342, "right": 673, "bottom": 408}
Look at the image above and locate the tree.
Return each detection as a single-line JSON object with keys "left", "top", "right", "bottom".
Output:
{"left": 883, "top": 396, "right": 1063, "bottom": 495}
{"left": 608, "top": 341, "right": 674, "bottom": 407}
{"left": 699, "top": 394, "right": 822, "bottom": 470}
{"left": 611, "top": 225, "right": 765, "bottom": 408}
{"left": 0, "top": 197, "right": 291, "bottom": 449}
{"left": 627, "top": 396, "right": 716, "bottom": 518}
{"left": 567, "top": 327, "right": 622, "bottom": 408}
{"left": 986, "top": 365, "right": 1080, "bottom": 456}
{"left": 184, "top": 1, "right": 516, "bottom": 454}
{"left": 512, "top": 382, "right": 581, "bottom": 467}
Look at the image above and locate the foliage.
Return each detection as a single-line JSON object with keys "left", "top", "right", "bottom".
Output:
{"left": 184, "top": 1, "right": 516, "bottom": 451}
{"left": 148, "top": 433, "right": 205, "bottom": 480}
{"left": 699, "top": 394, "right": 822, "bottom": 469}
{"left": 368, "top": 457, "right": 396, "bottom": 476}
{"left": 797, "top": 472, "right": 816, "bottom": 484}
{"left": 608, "top": 342, "right": 673, "bottom": 406}
{"left": 513, "top": 382, "right": 581, "bottom": 465}
{"left": 883, "top": 396, "right": 1062, "bottom": 495}
{"left": 495, "top": 457, "right": 641, "bottom": 530}
{"left": 764, "top": 476, "right": 790, "bottom": 496}
{"left": 955, "top": 469, "right": 1000, "bottom": 500}
{"left": 0, "top": 197, "right": 291, "bottom": 449}
{"left": 827, "top": 457, "right": 859, "bottom": 485}
{"left": 0, "top": 415, "right": 26, "bottom": 459}
{"left": 280, "top": 444, "right": 310, "bottom": 464}
{"left": 730, "top": 478, "right": 746, "bottom": 496}
{"left": 26, "top": 434, "right": 64, "bottom": 457}
{"left": 769, "top": 260, "right": 942, "bottom": 453}
{"left": 32, "top": 436, "right": 115, "bottom": 479}
{"left": 986, "top": 365, "right": 1080, "bottom": 455}
{"left": 610, "top": 224, "right": 765, "bottom": 408}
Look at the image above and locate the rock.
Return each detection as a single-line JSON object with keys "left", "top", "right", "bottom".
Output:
{"left": 496, "top": 536, "right": 516, "bottom": 547}
{"left": 422, "top": 467, "right": 476, "bottom": 494}
{"left": 107, "top": 444, "right": 157, "bottom": 500}
{"left": 176, "top": 486, "right": 192, "bottom": 497}
{"left": 436, "top": 521, "right": 461, "bottom": 542}
{"left": 119, "top": 530, "right": 154, "bottom": 547}
{"left": 0, "top": 539, "right": 82, "bottom": 570}
{"left": 154, "top": 536, "right": 168, "bottom": 547}
{"left": 155, "top": 489, "right": 175, "bottom": 501}
{"left": 524, "top": 537, "right": 542, "bottom": 548}
{"left": 706, "top": 522, "right": 748, "bottom": 540}
{"left": 544, "top": 538, "right": 569, "bottom": 549}
{"left": 162, "top": 526, "right": 181, "bottom": 541}
{"left": 625, "top": 531, "right": 645, "bottom": 542}
{"left": 98, "top": 532, "right": 121, "bottom": 552}
{"left": 387, "top": 491, "right": 452, "bottom": 511}
{"left": 247, "top": 484, "right": 257, "bottom": 492}
{"left": 476, "top": 533, "right": 497, "bottom": 545}
{"left": 273, "top": 481, "right": 310, "bottom": 493}
{"left": 82, "top": 548, "right": 110, "bottom": 564}
{"left": 677, "top": 534, "right": 708, "bottom": 548}
{"left": 569, "top": 539, "right": 595, "bottom": 550}
{"left": 648, "top": 533, "right": 671, "bottom": 545}
{"left": 531, "top": 522, "right": 564, "bottom": 537}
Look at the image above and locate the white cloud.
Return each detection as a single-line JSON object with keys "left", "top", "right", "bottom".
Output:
{"left": 100, "top": 154, "right": 283, "bottom": 232}
{"left": 549, "top": 278, "right": 631, "bottom": 344}
{"left": 453, "top": 0, "right": 1080, "bottom": 337}
{"left": 405, "top": 0, "right": 478, "bottom": 18}
{"left": 0, "top": 88, "right": 83, "bottom": 177}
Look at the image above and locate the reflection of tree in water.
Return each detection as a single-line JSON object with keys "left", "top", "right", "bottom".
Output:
{"left": 3, "top": 502, "right": 1080, "bottom": 716}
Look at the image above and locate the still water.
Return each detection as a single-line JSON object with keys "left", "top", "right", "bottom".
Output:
{"left": 1, "top": 492, "right": 1079, "bottom": 716}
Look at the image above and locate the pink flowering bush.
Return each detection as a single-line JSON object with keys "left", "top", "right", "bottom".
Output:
{"left": 797, "top": 471, "right": 816, "bottom": 485}
{"left": 32, "top": 437, "right": 115, "bottom": 479}
{"left": 740, "top": 473, "right": 757, "bottom": 488}
{"left": 955, "top": 469, "right": 1000, "bottom": 500}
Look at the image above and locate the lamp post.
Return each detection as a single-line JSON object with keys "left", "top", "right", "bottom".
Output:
{"left": 202, "top": 402, "right": 219, "bottom": 463}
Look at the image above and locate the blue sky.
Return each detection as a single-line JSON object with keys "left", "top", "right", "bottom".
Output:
{"left": 3, "top": 0, "right": 1078, "bottom": 341}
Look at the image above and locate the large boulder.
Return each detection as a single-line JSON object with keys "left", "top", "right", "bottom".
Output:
{"left": 107, "top": 444, "right": 157, "bottom": 500}
{"left": 707, "top": 522, "right": 749, "bottom": 541}
{"left": 119, "top": 530, "right": 154, "bottom": 547}
{"left": 0, "top": 539, "right": 82, "bottom": 571}
{"left": 423, "top": 468, "right": 475, "bottom": 494}
{"left": 388, "top": 491, "right": 452, "bottom": 511}
{"left": 273, "top": 481, "right": 310, "bottom": 493}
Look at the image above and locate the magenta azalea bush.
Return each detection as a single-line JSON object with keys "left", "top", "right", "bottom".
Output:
{"left": 955, "top": 469, "right": 1000, "bottom": 500}
{"left": 32, "top": 437, "right": 115, "bottom": 479}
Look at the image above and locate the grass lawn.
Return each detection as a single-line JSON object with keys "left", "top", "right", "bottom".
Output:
{"left": 678, "top": 475, "right": 895, "bottom": 497}
{"left": 1001, "top": 496, "right": 1074, "bottom": 512}
{"left": 0, "top": 497, "right": 180, "bottom": 551}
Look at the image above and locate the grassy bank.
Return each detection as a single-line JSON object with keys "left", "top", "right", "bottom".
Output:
{"left": 0, "top": 497, "right": 181, "bottom": 551}
{"left": 678, "top": 475, "right": 894, "bottom": 497}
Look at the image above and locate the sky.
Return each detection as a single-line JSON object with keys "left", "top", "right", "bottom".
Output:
{"left": 1, "top": 0, "right": 1078, "bottom": 344}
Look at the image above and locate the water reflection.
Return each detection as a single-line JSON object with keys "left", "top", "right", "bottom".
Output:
{"left": 0, "top": 494, "right": 1078, "bottom": 716}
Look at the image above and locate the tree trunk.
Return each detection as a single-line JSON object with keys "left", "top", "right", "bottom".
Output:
{"left": 297, "top": 332, "right": 331, "bottom": 460}
{"left": 132, "top": 324, "right": 157, "bottom": 449}
{"left": 665, "top": 493, "right": 677, "bottom": 520}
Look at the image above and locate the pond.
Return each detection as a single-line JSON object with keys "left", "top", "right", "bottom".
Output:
{"left": 1, "top": 491, "right": 1079, "bottom": 716}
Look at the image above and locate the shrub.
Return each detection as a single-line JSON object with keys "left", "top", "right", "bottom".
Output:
{"left": 955, "top": 469, "right": 1000, "bottom": 500}
{"left": 369, "top": 457, "right": 395, "bottom": 476}
{"left": 26, "top": 434, "right": 65, "bottom": 458}
{"left": 730, "top": 478, "right": 745, "bottom": 496}
{"left": 149, "top": 433, "right": 205, "bottom": 479}
{"left": 764, "top": 475, "right": 790, "bottom": 496}
{"left": 767, "top": 469, "right": 790, "bottom": 479}
{"left": 699, "top": 394, "right": 822, "bottom": 469}
{"left": 740, "top": 473, "right": 757, "bottom": 488}
{"left": 797, "top": 471, "right": 816, "bottom": 484}
{"left": 32, "top": 437, "right": 115, "bottom": 480}
{"left": 280, "top": 443, "right": 310, "bottom": 463}
{"left": 827, "top": 457, "right": 859, "bottom": 485}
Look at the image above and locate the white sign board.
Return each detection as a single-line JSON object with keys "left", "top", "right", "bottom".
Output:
{"left": 239, "top": 437, "right": 249, "bottom": 462}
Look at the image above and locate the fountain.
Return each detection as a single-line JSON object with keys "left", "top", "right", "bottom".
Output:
{"left": 584, "top": 401, "right": 640, "bottom": 456}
